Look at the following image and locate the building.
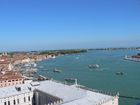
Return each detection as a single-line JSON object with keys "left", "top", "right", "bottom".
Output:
{"left": 0, "top": 56, "right": 12, "bottom": 71}
{"left": 33, "top": 80, "right": 119, "bottom": 105}
{"left": 0, "top": 83, "right": 33, "bottom": 105}
{"left": 0, "top": 71, "right": 24, "bottom": 88}
{"left": 0, "top": 80, "right": 119, "bottom": 105}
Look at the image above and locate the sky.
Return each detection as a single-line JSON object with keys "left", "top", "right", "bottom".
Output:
{"left": 0, "top": 0, "right": 140, "bottom": 51}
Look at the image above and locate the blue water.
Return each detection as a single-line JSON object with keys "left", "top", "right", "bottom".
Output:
{"left": 37, "top": 50, "right": 140, "bottom": 105}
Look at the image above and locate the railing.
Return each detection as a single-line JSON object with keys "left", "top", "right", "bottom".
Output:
{"left": 50, "top": 79, "right": 75, "bottom": 86}
{"left": 78, "top": 84, "right": 119, "bottom": 97}
{"left": 48, "top": 79, "right": 119, "bottom": 97}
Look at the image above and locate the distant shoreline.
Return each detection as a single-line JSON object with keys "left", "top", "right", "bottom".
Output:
{"left": 0, "top": 47, "right": 140, "bottom": 54}
{"left": 88, "top": 47, "right": 140, "bottom": 51}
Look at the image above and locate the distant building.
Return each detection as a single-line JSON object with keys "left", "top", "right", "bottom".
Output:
{"left": 0, "top": 54, "right": 14, "bottom": 71}
{"left": 2, "top": 52, "right": 8, "bottom": 56}
{"left": 0, "top": 71, "right": 24, "bottom": 88}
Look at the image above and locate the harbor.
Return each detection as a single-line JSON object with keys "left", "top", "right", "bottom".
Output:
{"left": 6, "top": 49, "right": 140, "bottom": 105}
{"left": 0, "top": 49, "right": 140, "bottom": 105}
{"left": 36, "top": 49, "right": 140, "bottom": 105}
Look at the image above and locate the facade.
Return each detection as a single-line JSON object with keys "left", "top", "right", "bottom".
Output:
{"left": 0, "top": 80, "right": 119, "bottom": 105}
{"left": 0, "top": 84, "right": 33, "bottom": 105}
{"left": 0, "top": 71, "right": 24, "bottom": 88}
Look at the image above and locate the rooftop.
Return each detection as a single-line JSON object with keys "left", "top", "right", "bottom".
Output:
{"left": 36, "top": 80, "right": 87, "bottom": 102}
{"left": 35, "top": 80, "right": 117, "bottom": 105}
{"left": 0, "top": 80, "right": 118, "bottom": 105}
{"left": 0, "top": 83, "right": 33, "bottom": 99}
{"left": 0, "top": 71, "right": 24, "bottom": 81}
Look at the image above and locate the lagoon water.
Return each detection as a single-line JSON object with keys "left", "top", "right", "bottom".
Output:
{"left": 37, "top": 50, "right": 140, "bottom": 105}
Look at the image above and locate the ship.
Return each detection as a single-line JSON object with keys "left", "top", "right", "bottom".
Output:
{"left": 37, "top": 75, "right": 49, "bottom": 81}
{"left": 65, "top": 78, "right": 77, "bottom": 83}
{"left": 124, "top": 55, "right": 140, "bottom": 62}
{"left": 116, "top": 72, "right": 124, "bottom": 76}
{"left": 53, "top": 68, "right": 62, "bottom": 73}
{"left": 88, "top": 64, "right": 100, "bottom": 68}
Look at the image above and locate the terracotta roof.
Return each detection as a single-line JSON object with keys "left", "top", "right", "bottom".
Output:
{"left": 0, "top": 71, "right": 24, "bottom": 81}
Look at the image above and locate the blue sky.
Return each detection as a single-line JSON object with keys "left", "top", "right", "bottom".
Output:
{"left": 0, "top": 0, "right": 140, "bottom": 51}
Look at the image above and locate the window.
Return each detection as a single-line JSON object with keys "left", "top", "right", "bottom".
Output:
{"left": 4, "top": 102, "right": 6, "bottom": 105}
{"left": 13, "top": 100, "right": 16, "bottom": 105}
{"left": 8, "top": 101, "right": 10, "bottom": 105}
{"left": 17, "top": 99, "right": 19, "bottom": 104}
{"left": 28, "top": 96, "right": 30, "bottom": 101}
{"left": 24, "top": 97, "right": 26, "bottom": 102}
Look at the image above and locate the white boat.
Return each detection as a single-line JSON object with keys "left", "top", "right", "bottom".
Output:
{"left": 116, "top": 72, "right": 124, "bottom": 76}
{"left": 53, "top": 68, "right": 62, "bottom": 73}
{"left": 124, "top": 55, "right": 140, "bottom": 62}
{"left": 24, "top": 62, "right": 37, "bottom": 67}
{"left": 32, "top": 62, "right": 37, "bottom": 67}
{"left": 88, "top": 64, "right": 100, "bottom": 68}
{"left": 38, "top": 75, "right": 47, "bottom": 80}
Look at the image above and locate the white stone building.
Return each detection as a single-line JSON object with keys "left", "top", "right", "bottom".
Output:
{"left": 0, "top": 84, "right": 33, "bottom": 105}
{"left": 0, "top": 80, "right": 119, "bottom": 105}
{"left": 33, "top": 80, "right": 119, "bottom": 105}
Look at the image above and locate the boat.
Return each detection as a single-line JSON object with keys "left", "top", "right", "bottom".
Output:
{"left": 124, "top": 55, "right": 140, "bottom": 62}
{"left": 65, "top": 78, "right": 75, "bottom": 82}
{"left": 116, "top": 72, "right": 124, "bottom": 76}
{"left": 24, "top": 62, "right": 37, "bottom": 67}
{"left": 38, "top": 75, "right": 47, "bottom": 81}
{"left": 53, "top": 68, "right": 62, "bottom": 73}
{"left": 32, "top": 62, "right": 37, "bottom": 67}
{"left": 88, "top": 64, "right": 100, "bottom": 68}
{"left": 64, "top": 78, "right": 78, "bottom": 84}
{"left": 52, "top": 56, "right": 56, "bottom": 59}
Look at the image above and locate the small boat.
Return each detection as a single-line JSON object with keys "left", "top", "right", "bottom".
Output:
{"left": 24, "top": 62, "right": 37, "bottom": 67}
{"left": 32, "top": 63, "right": 37, "bottom": 67}
{"left": 124, "top": 55, "right": 140, "bottom": 62}
{"left": 38, "top": 75, "right": 47, "bottom": 81}
{"left": 88, "top": 64, "right": 100, "bottom": 68}
{"left": 65, "top": 78, "right": 75, "bottom": 82}
{"left": 53, "top": 68, "right": 62, "bottom": 73}
{"left": 116, "top": 72, "right": 124, "bottom": 76}
{"left": 64, "top": 78, "right": 77, "bottom": 84}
